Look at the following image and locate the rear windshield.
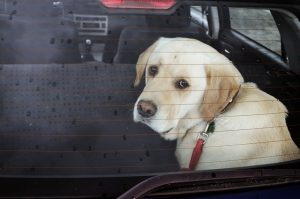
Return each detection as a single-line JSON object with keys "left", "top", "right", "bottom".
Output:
{"left": 0, "top": 0, "right": 299, "bottom": 178}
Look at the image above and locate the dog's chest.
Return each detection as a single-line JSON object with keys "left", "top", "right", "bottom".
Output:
{"left": 175, "top": 116, "right": 271, "bottom": 170}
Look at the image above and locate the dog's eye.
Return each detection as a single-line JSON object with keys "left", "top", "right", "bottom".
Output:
{"left": 148, "top": 65, "right": 158, "bottom": 76}
{"left": 176, "top": 79, "right": 189, "bottom": 89}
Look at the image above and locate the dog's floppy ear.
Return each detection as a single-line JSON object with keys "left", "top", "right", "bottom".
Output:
{"left": 133, "top": 39, "right": 160, "bottom": 87}
{"left": 200, "top": 64, "right": 244, "bottom": 121}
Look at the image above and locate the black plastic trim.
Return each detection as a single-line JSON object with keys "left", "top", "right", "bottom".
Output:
{"left": 119, "top": 169, "right": 300, "bottom": 199}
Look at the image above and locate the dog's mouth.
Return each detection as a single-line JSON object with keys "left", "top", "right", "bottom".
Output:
{"left": 161, "top": 128, "right": 173, "bottom": 135}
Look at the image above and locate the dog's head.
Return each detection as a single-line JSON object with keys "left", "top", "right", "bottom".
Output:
{"left": 133, "top": 37, "right": 243, "bottom": 140}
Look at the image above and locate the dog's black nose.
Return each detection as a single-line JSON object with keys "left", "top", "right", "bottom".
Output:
{"left": 137, "top": 100, "right": 157, "bottom": 118}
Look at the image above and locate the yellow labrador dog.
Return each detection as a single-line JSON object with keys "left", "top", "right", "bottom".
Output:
{"left": 133, "top": 37, "right": 300, "bottom": 170}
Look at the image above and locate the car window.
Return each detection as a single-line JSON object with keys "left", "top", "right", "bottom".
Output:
{"left": 191, "top": 6, "right": 209, "bottom": 31}
{"left": 229, "top": 8, "right": 281, "bottom": 55}
{"left": 0, "top": 1, "right": 299, "bottom": 197}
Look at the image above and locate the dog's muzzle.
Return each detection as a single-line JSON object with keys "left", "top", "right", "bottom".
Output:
{"left": 137, "top": 100, "right": 157, "bottom": 118}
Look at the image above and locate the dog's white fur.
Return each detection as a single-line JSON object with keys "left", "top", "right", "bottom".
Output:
{"left": 133, "top": 37, "right": 300, "bottom": 170}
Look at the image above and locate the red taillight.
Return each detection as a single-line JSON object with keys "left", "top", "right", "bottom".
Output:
{"left": 100, "top": 0, "right": 176, "bottom": 10}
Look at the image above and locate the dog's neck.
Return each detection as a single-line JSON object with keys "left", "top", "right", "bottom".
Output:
{"left": 176, "top": 111, "right": 208, "bottom": 142}
{"left": 187, "top": 121, "right": 208, "bottom": 141}
{"left": 178, "top": 86, "right": 241, "bottom": 143}
{"left": 175, "top": 111, "right": 222, "bottom": 169}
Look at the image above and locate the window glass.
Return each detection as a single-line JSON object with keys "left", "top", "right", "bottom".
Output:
{"left": 191, "top": 6, "right": 209, "bottom": 30}
{"left": 229, "top": 8, "right": 281, "bottom": 55}
{"left": 0, "top": 1, "right": 299, "bottom": 186}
